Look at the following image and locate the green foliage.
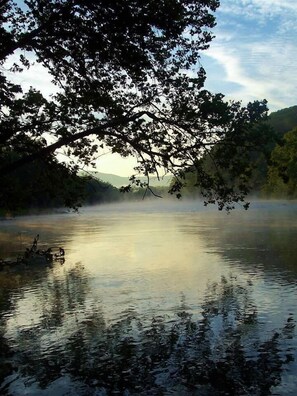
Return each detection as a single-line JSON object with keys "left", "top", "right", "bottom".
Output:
{"left": 0, "top": 0, "right": 269, "bottom": 211}
{"left": 179, "top": 104, "right": 297, "bottom": 202}
{"left": 265, "top": 127, "right": 297, "bottom": 198}
{"left": 268, "top": 105, "right": 297, "bottom": 137}
{"left": 173, "top": 110, "right": 274, "bottom": 209}
{"left": 263, "top": 106, "right": 297, "bottom": 198}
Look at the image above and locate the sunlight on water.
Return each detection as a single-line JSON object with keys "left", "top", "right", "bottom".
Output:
{"left": 0, "top": 200, "right": 297, "bottom": 395}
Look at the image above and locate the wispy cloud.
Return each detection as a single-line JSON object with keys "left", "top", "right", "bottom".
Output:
{"left": 219, "top": 0, "right": 297, "bottom": 20}
{"left": 204, "top": 46, "right": 273, "bottom": 103}
{"left": 202, "top": 0, "right": 297, "bottom": 111}
{"left": 203, "top": 41, "right": 296, "bottom": 110}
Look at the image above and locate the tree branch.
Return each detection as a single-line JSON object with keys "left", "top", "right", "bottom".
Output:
{"left": 0, "top": 111, "right": 152, "bottom": 177}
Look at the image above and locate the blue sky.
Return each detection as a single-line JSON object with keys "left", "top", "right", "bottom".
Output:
{"left": 201, "top": 0, "right": 297, "bottom": 112}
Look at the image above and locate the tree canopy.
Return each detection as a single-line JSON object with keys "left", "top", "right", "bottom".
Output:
{"left": 268, "top": 105, "right": 297, "bottom": 137}
{"left": 265, "top": 127, "right": 297, "bottom": 198}
{"left": 0, "top": 0, "right": 270, "bottom": 211}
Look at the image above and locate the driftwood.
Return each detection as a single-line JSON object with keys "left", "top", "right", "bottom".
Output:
{"left": 0, "top": 235, "right": 65, "bottom": 269}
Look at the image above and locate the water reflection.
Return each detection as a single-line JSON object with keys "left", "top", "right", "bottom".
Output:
{"left": 1, "top": 272, "right": 295, "bottom": 395}
{"left": 182, "top": 202, "right": 297, "bottom": 281}
{"left": 0, "top": 201, "right": 297, "bottom": 394}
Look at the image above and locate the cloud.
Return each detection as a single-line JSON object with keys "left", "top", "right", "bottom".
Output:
{"left": 250, "top": 0, "right": 297, "bottom": 13}
{"left": 219, "top": 0, "right": 297, "bottom": 20}
{"left": 203, "top": 46, "right": 273, "bottom": 103}
{"left": 203, "top": 36, "right": 297, "bottom": 110}
{"left": 216, "top": 0, "right": 297, "bottom": 37}
{"left": 201, "top": 0, "right": 297, "bottom": 111}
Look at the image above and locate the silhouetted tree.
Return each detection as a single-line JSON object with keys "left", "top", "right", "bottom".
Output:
{"left": 0, "top": 0, "right": 269, "bottom": 210}
{"left": 176, "top": 113, "right": 275, "bottom": 207}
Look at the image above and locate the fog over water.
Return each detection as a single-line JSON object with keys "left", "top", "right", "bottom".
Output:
{"left": 0, "top": 200, "right": 297, "bottom": 395}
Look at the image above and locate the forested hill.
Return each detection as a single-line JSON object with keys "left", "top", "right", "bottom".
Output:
{"left": 179, "top": 104, "right": 297, "bottom": 200}
{"left": 268, "top": 105, "right": 297, "bottom": 136}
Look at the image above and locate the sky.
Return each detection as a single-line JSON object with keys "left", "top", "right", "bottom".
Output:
{"left": 201, "top": 0, "right": 297, "bottom": 113}
{"left": 7, "top": 0, "right": 297, "bottom": 176}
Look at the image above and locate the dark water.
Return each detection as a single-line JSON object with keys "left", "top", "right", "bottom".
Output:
{"left": 0, "top": 200, "right": 296, "bottom": 395}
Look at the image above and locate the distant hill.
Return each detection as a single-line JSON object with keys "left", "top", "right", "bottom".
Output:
{"left": 85, "top": 171, "right": 172, "bottom": 188}
{"left": 268, "top": 105, "right": 297, "bottom": 136}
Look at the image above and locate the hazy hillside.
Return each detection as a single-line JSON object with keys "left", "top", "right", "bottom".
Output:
{"left": 90, "top": 172, "right": 172, "bottom": 188}
{"left": 269, "top": 105, "right": 297, "bottom": 135}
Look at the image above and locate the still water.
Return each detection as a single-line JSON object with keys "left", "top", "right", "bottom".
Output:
{"left": 0, "top": 200, "right": 297, "bottom": 395}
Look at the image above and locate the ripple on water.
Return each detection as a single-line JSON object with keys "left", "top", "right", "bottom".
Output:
{"left": 1, "top": 201, "right": 297, "bottom": 395}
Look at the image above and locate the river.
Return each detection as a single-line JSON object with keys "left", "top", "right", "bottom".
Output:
{"left": 0, "top": 200, "right": 297, "bottom": 395}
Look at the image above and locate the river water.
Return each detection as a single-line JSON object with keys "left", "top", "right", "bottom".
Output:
{"left": 0, "top": 200, "right": 296, "bottom": 395}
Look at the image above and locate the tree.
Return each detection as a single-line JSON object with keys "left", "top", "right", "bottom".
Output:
{"left": 0, "top": 0, "right": 269, "bottom": 211}
{"left": 0, "top": 148, "right": 86, "bottom": 212}
{"left": 265, "top": 127, "right": 297, "bottom": 198}
{"left": 177, "top": 110, "right": 275, "bottom": 206}
{"left": 268, "top": 105, "right": 297, "bottom": 137}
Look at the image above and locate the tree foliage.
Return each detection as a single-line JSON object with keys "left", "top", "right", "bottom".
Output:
{"left": 175, "top": 108, "right": 274, "bottom": 209}
{"left": 265, "top": 127, "right": 297, "bottom": 198}
{"left": 268, "top": 105, "right": 297, "bottom": 137}
{"left": 0, "top": 0, "right": 269, "bottom": 210}
{"left": 0, "top": 149, "right": 86, "bottom": 212}
{"left": 179, "top": 104, "right": 297, "bottom": 201}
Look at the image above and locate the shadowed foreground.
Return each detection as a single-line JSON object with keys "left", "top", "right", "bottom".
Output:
{"left": 1, "top": 271, "right": 295, "bottom": 395}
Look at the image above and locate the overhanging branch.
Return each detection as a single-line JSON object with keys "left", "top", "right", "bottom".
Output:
{"left": 0, "top": 111, "right": 149, "bottom": 177}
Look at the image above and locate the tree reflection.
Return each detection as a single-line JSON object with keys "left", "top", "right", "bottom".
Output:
{"left": 0, "top": 266, "right": 53, "bottom": 386}
{"left": 191, "top": 212, "right": 297, "bottom": 282}
{"left": 1, "top": 274, "right": 295, "bottom": 395}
